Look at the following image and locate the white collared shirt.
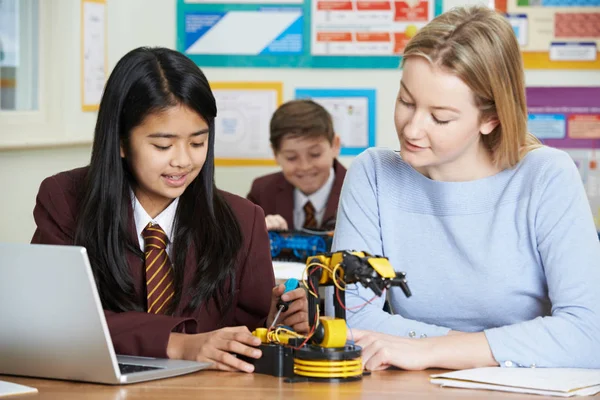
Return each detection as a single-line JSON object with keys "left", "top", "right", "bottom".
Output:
{"left": 132, "top": 195, "right": 179, "bottom": 258}
{"left": 293, "top": 167, "right": 335, "bottom": 230}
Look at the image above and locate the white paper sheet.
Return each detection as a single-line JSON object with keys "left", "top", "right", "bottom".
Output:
{"left": 431, "top": 367, "right": 600, "bottom": 397}
{"left": 0, "top": 380, "right": 37, "bottom": 398}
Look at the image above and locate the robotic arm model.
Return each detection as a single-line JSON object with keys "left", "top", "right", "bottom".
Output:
{"left": 249, "top": 250, "right": 411, "bottom": 382}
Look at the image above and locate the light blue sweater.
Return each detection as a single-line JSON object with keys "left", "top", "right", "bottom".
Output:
{"left": 330, "top": 146, "right": 600, "bottom": 368}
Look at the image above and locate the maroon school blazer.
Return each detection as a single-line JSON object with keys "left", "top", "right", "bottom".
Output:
{"left": 31, "top": 167, "right": 275, "bottom": 358}
{"left": 246, "top": 159, "right": 347, "bottom": 231}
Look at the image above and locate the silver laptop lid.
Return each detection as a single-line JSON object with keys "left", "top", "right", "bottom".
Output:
{"left": 0, "top": 243, "right": 121, "bottom": 383}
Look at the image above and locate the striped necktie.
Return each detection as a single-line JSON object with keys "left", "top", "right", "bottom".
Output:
{"left": 303, "top": 201, "right": 318, "bottom": 229}
{"left": 142, "top": 223, "right": 174, "bottom": 314}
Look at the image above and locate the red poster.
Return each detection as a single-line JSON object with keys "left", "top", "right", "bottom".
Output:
{"left": 394, "top": 1, "right": 428, "bottom": 21}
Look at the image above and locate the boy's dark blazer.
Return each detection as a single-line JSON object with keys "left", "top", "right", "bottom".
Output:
{"left": 247, "top": 159, "right": 346, "bottom": 231}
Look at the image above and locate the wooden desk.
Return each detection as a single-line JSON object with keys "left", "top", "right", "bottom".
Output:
{"left": 3, "top": 370, "right": 596, "bottom": 399}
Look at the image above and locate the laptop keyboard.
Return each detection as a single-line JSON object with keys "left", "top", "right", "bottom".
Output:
{"left": 118, "top": 363, "right": 163, "bottom": 375}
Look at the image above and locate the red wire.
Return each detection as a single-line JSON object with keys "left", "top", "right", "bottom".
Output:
{"left": 336, "top": 286, "right": 378, "bottom": 310}
{"left": 292, "top": 266, "right": 380, "bottom": 350}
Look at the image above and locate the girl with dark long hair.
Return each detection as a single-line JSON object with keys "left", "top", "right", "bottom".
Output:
{"left": 31, "top": 47, "right": 307, "bottom": 373}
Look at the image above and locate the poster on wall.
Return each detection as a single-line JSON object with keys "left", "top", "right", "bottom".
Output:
{"left": 177, "top": 0, "right": 443, "bottom": 68}
{"left": 212, "top": 82, "right": 282, "bottom": 166}
{"left": 182, "top": 5, "right": 304, "bottom": 62}
{"left": 527, "top": 87, "right": 600, "bottom": 148}
{"left": 497, "top": 0, "right": 600, "bottom": 69}
{"left": 311, "top": 0, "right": 433, "bottom": 56}
{"left": 295, "top": 88, "right": 376, "bottom": 155}
{"left": 527, "top": 87, "right": 600, "bottom": 230}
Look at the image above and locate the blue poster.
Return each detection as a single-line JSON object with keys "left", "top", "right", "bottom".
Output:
{"left": 177, "top": 0, "right": 443, "bottom": 69}
{"left": 295, "top": 88, "right": 376, "bottom": 155}
{"left": 184, "top": 8, "right": 303, "bottom": 56}
{"left": 527, "top": 114, "right": 566, "bottom": 139}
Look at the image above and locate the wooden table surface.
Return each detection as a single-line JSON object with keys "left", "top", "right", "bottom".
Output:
{"left": 3, "top": 369, "right": 596, "bottom": 400}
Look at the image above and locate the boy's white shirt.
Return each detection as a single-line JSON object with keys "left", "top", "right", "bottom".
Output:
{"left": 293, "top": 167, "right": 335, "bottom": 230}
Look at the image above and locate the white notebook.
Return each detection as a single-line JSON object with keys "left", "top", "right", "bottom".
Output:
{"left": 0, "top": 380, "right": 37, "bottom": 398}
{"left": 431, "top": 367, "right": 600, "bottom": 397}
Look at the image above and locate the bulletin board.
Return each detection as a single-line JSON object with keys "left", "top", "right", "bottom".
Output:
{"left": 526, "top": 87, "right": 600, "bottom": 147}
{"left": 498, "top": 0, "right": 600, "bottom": 69}
{"left": 295, "top": 88, "right": 376, "bottom": 155}
{"left": 527, "top": 87, "right": 600, "bottom": 232}
{"left": 176, "top": 0, "right": 444, "bottom": 69}
{"left": 211, "top": 82, "right": 282, "bottom": 166}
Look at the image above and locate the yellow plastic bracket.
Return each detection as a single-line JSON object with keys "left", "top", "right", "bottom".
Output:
{"left": 319, "top": 317, "right": 347, "bottom": 348}
{"left": 253, "top": 328, "right": 268, "bottom": 344}
{"left": 367, "top": 257, "right": 396, "bottom": 278}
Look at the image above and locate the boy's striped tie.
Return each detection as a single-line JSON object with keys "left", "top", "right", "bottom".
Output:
{"left": 303, "top": 201, "right": 318, "bottom": 229}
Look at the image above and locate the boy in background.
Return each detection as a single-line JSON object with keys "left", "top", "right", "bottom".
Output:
{"left": 247, "top": 100, "right": 346, "bottom": 231}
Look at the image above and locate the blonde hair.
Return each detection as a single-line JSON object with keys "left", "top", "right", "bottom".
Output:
{"left": 402, "top": 6, "right": 540, "bottom": 169}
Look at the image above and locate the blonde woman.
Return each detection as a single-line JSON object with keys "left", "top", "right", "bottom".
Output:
{"left": 332, "top": 6, "right": 600, "bottom": 370}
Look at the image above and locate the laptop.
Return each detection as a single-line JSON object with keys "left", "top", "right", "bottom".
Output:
{"left": 0, "top": 243, "right": 211, "bottom": 384}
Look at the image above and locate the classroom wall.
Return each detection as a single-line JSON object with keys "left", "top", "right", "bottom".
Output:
{"left": 1, "top": 0, "right": 600, "bottom": 243}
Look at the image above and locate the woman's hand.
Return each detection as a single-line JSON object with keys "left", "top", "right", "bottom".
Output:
{"left": 266, "top": 283, "right": 309, "bottom": 333}
{"left": 167, "top": 327, "right": 262, "bottom": 373}
{"left": 351, "top": 329, "right": 434, "bottom": 371}
{"left": 350, "top": 329, "right": 497, "bottom": 371}
{"left": 265, "top": 215, "right": 288, "bottom": 231}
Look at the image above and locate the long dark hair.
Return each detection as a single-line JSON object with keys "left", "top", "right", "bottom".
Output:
{"left": 74, "top": 47, "right": 242, "bottom": 316}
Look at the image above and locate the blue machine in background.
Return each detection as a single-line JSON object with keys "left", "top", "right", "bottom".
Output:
{"left": 269, "top": 231, "right": 332, "bottom": 261}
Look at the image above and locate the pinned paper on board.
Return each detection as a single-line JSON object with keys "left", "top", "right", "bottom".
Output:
{"left": 81, "top": 0, "right": 107, "bottom": 111}
{"left": 496, "top": 0, "right": 600, "bottom": 69}
{"left": 311, "top": 0, "right": 432, "bottom": 56}
{"left": 295, "top": 88, "right": 376, "bottom": 155}
{"left": 211, "top": 82, "right": 283, "bottom": 166}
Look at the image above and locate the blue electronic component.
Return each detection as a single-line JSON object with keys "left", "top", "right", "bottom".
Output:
{"left": 269, "top": 231, "right": 329, "bottom": 261}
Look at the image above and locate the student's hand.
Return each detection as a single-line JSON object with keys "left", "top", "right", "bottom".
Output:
{"left": 267, "top": 284, "right": 309, "bottom": 333}
{"left": 350, "top": 329, "right": 433, "bottom": 371}
{"left": 265, "top": 214, "right": 288, "bottom": 231}
{"left": 167, "top": 327, "right": 262, "bottom": 373}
